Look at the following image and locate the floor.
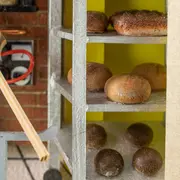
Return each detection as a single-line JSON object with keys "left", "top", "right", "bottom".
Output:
{"left": 8, "top": 144, "right": 71, "bottom": 180}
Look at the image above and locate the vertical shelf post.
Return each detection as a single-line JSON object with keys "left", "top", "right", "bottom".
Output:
{"left": 72, "top": 0, "right": 87, "bottom": 179}
{"left": 165, "top": 0, "right": 180, "bottom": 179}
{"left": 0, "top": 139, "right": 7, "bottom": 180}
{"left": 48, "top": 0, "right": 63, "bottom": 169}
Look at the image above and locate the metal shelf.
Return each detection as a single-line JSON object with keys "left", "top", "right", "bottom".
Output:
{"left": 0, "top": 126, "right": 58, "bottom": 141}
{"left": 52, "top": 28, "right": 167, "bottom": 44}
{"left": 56, "top": 78, "right": 166, "bottom": 112}
{"left": 48, "top": 0, "right": 168, "bottom": 179}
{"left": 55, "top": 121, "right": 165, "bottom": 180}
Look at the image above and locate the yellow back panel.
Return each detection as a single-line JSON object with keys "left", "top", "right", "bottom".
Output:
{"left": 104, "top": 0, "right": 165, "bottom": 122}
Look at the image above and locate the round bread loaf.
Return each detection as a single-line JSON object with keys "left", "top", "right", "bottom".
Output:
{"left": 126, "top": 123, "right": 153, "bottom": 147}
{"left": 109, "top": 10, "right": 167, "bottom": 36}
{"left": 87, "top": 11, "right": 108, "bottom": 33}
{"left": 131, "top": 63, "right": 166, "bottom": 91}
{"left": 95, "top": 149, "right": 124, "bottom": 177}
{"left": 132, "top": 147, "right": 163, "bottom": 176}
{"left": 104, "top": 74, "right": 151, "bottom": 104}
{"left": 86, "top": 124, "right": 107, "bottom": 149}
{"left": 67, "top": 62, "right": 112, "bottom": 92}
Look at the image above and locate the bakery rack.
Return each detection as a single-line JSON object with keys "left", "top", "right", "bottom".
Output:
{"left": 48, "top": 0, "right": 180, "bottom": 180}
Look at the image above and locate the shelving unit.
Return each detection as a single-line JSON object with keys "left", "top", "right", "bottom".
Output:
{"left": 48, "top": 0, "right": 180, "bottom": 180}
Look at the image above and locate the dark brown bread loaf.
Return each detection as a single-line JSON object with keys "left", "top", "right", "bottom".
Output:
{"left": 95, "top": 149, "right": 124, "bottom": 177}
{"left": 109, "top": 10, "right": 167, "bottom": 36}
{"left": 86, "top": 124, "right": 107, "bottom": 149}
{"left": 87, "top": 11, "right": 108, "bottom": 33}
{"left": 132, "top": 147, "right": 163, "bottom": 176}
{"left": 126, "top": 123, "right": 153, "bottom": 147}
{"left": 67, "top": 62, "right": 112, "bottom": 92}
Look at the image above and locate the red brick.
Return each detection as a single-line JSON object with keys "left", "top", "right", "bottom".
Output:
{"left": 34, "top": 40, "right": 38, "bottom": 55}
{"left": 39, "top": 12, "right": 48, "bottom": 25}
{"left": 25, "top": 27, "right": 48, "bottom": 38}
{"left": 0, "top": 120, "right": 47, "bottom": 131}
{"left": 0, "top": 93, "right": 38, "bottom": 106}
{"left": 36, "top": 0, "right": 48, "bottom": 10}
{"left": 0, "top": 94, "right": 7, "bottom": 105}
{"left": 0, "top": 14, "right": 6, "bottom": 24}
{"left": 36, "top": 53, "right": 48, "bottom": 65}
{"left": 38, "top": 39, "right": 48, "bottom": 54}
{"left": 11, "top": 81, "right": 47, "bottom": 92}
{"left": 0, "top": 107, "right": 47, "bottom": 119}
{"left": 38, "top": 66, "right": 48, "bottom": 80}
{"left": 6, "top": 13, "right": 37, "bottom": 25}
{"left": 38, "top": 94, "right": 47, "bottom": 105}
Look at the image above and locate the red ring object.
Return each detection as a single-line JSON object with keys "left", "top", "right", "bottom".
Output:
{"left": 0, "top": 49, "right": 34, "bottom": 84}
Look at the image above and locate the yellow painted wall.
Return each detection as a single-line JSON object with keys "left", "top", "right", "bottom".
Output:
{"left": 104, "top": 0, "right": 166, "bottom": 122}
{"left": 63, "top": 0, "right": 105, "bottom": 123}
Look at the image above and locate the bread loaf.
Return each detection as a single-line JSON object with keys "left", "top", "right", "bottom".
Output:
{"left": 104, "top": 74, "right": 151, "bottom": 104}
{"left": 67, "top": 62, "right": 112, "bottom": 92}
{"left": 94, "top": 149, "right": 124, "bottom": 177}
{"left": 86, "top": 124, "right": 107, "bottom": 149}
{"left": 126, "top": 123, "right": 153, "bottom": 147}
{"left": 109, "top": 10, "right": 167, "bottom": 36}
{"left": 132, "top": 147, "right": 163, "bottom": 176}
{"left": 131, "top": 63, "right": 166, "bottom": 91}
{"left": 87, "top": 11, "right": 108, "bottom": 33}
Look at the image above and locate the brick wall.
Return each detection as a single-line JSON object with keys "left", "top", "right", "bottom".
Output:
{"left": 0, "top": 0, "right": 48, "bottom": 134}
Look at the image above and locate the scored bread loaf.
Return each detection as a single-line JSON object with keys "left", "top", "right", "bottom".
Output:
{"left": 67, "top": 62, "right": 112, "bottom": 92}
{"left": 87, "top": 11, "right": 108, "bottom": 33}
{"left": 131, "top": 63, "right": 166, "bottom": 91}
{"left": 109, "top": 10, "right": 167, "bottom": 36}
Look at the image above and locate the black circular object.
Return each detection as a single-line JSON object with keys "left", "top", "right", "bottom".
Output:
{"left": 43, "top": 169, "right": 62, "bottom": 180}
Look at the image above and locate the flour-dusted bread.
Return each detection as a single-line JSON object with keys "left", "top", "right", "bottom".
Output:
{"left": 132, "top": 147, "right": 163, "bottom": 176}
{"left": 94, "top": 149, "right": 124, "bottom": 177}
{"left": 131, "top": 63, "right": 166, "bottom": 91}
{"left": 86, "top": 124, "right": 107, "bottom": 149}
{"left": 104, "top": 74, "right": 151, "bottom": 104}
{"left": 126, "top": 123, "right": 153, "bottom": 147}
{"left": 67, "top": 62, "right": 112, "bottom": 92}
{"left": 87, "top": 11, "right": 108, "bottom": 33}
{"left": 109, "top": 10, "right": 167, "bottom": 36}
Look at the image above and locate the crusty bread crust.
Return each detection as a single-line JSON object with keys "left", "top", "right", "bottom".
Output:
{"left": 87, "top": 11, "right": 108, "bottom": 33}
{"left": 109, "top": 10, "right": 167, "bottom": 36}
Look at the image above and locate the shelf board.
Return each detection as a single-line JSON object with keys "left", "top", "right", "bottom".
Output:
{"left": 55, "top": 121, "right": 165, "bottom": 180}
{"left": 0, "top": 125, "right": 58, "bottom": 141}
{"left": 57, "top": 78, "right": 166, "bottom": 112}
{"left": 54, "top": 28, "right": 167, "bottom": 44}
